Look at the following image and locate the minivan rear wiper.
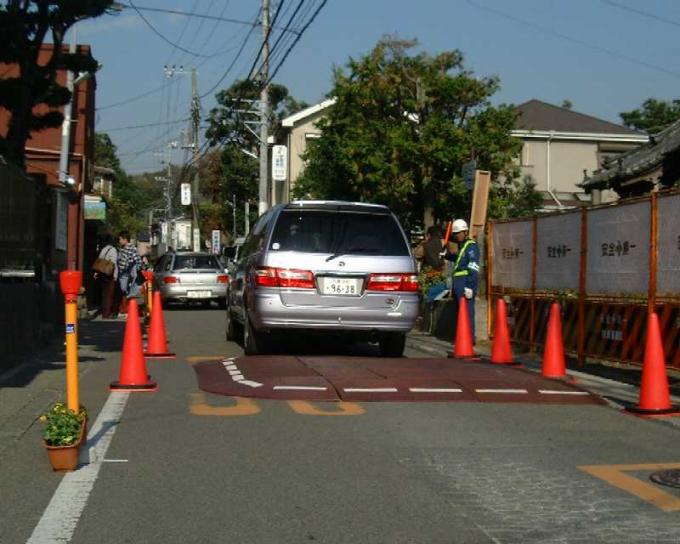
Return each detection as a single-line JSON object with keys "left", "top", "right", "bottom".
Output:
{"left": 325, "top": 248, "right": 381, "bottom": 262}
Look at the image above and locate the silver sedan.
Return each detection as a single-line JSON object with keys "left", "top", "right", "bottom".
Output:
{"left": 153, "top": 252, "right": 229, "bottom": 308}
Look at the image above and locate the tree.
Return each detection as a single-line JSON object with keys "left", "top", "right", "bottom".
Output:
{"left": 620, "top": 98, "right": 680, "bottom": 135}
{"left": 292, "top": 37, "right": 525, "bottom": 231}
{"left": 204, "top": 79, "right": 307, "bottom": 239}
{"left": 0, "top": 1, "right": 113, "bottom": 166}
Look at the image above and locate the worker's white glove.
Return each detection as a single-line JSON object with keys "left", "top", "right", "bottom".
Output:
{"left": 464, "top": 287, "right": 473, "bottom": 300}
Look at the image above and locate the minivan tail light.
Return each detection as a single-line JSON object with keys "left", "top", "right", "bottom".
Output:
{"left": 163, "top": 276, "right": 180, "bottom": 284}
{"left": 367, "top": 273, "right": 419, "bottom": 292}
{"left": 217, "top": 274, "right": 229, "bottom": 284}
{"left": 253, "top": 267, "right": 315, "bottom": 289}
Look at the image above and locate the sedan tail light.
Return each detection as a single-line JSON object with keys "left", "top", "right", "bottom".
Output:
{"left": 366, "top": 273, "right": 419, "bottom": 292}
{"left": 163, "top": 276, "right": 180, "bottom": 284}
{"left": 253, "top": 267, "right": 315, "bottom": 289}
{"left": 217, "top": 274, "right": 229, "bottom": 284}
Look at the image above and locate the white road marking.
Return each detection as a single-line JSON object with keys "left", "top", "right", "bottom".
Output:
{"left": 27, "top": 392, "right": 130, "bottom": 544}
{"left": 232, "top": 374, "right": 245, "bottom": 382}
{"left": 343, "top": 387, "right": 398, "bottom": 393}
{"left": 102, "top": 459, "right": 129, "bottom": 463}
{"left": 475, "top": 388, "right": 528, "bottom": 394}
{"left": 225, "top": 364, "right": 238, "bottom": 371}
{"left": 409, "top": 388, "right": 463, "bottom": 393}
{"left": 239, "top": 380, "right": 263, "bottom": 388}
{"left": 273, "top": 385, "right": 328, "bottom": 391}
{"left": 538, "top": 390, "right": 590, "bottom": 396}
{"left": 227, "top": 370, "right": 242, "bottom": 377}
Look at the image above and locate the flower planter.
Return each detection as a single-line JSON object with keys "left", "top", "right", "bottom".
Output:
{"left": 43, "top": 418, "right": 87, "bottom": 472}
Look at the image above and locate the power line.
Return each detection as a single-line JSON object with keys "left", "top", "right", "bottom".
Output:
{"left": 98, "top": 118, "right": 190, "bottom": 132}
{"left": 266, "top": 0, "right": 327, "bottom": 86}
{"left": 600, "top": 0, "right": 680, "bottom": 28}
{"left": 128, "top": 0, "right": 213, "bottom": 58}
{"left": 465, "top": 0, "right": 680, "bottom": 80}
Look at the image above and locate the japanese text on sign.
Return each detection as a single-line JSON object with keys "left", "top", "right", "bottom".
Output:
{"left": 502, "top": 247, "right": 523, "bottom": 259}
{"left": 601, "top": 240, "right": 636, "bottom": 257}
{"left": 547, "top": 245, "right": 571, "bottom": 259}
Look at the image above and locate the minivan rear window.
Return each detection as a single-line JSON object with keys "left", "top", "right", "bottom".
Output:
{"left": 270, "top": 210, "right": 409, "bottom": 256}
{"left": 173, "top": 255, "right": 221, "bottom": 270}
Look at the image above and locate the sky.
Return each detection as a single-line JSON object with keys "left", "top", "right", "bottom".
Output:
{"left": 75, "top": 0, "right": 680, "bottom": 174}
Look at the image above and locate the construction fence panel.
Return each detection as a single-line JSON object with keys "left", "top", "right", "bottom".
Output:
{"left": 535, "top": 212, "right": 581, "bottom": 292}
{"left": 491, "top": 220, "right": 533, "bottom": 291}
{"left": 656, "top": 193, "right": 680, "bottom": 298}
{"left": 586, "top": 201, "right": 650, "bottom": 296}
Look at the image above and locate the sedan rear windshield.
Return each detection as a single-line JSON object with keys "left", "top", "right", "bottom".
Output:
{"left": 173, "top": 255, "right": 222, "bottom": 270}
{"left": 270, "top": 210, "right": 409, "bottom": 256}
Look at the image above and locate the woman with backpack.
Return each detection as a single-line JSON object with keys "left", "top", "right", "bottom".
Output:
{"left": 92, "top": 234, "right": 118, "bottom": 319}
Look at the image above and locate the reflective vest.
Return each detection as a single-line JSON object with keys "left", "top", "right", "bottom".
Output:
{"left": 453, "top": 239, "right": 476, "bottom": 277}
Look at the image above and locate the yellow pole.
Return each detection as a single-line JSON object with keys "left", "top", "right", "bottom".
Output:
{"left": 65, "top": 299, "right": 79, "bottom": 413}
{"left": 147, "top": 278, "right": 153, "bottom": 313}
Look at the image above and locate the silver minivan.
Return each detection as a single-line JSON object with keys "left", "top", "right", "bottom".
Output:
{"left": 225, "top": 201, "right": 419, "bottom": 356}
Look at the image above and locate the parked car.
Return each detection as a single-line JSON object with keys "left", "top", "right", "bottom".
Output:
{"left": 154, "top": 252, "right": 229, "bottom": 308}
{"left": 226, "top": 201, "right": 419, "bottom": 356}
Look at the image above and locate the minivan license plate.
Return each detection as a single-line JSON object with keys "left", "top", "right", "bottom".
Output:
{"left": 321, "top": 278, "right": 360, "bottom": 296}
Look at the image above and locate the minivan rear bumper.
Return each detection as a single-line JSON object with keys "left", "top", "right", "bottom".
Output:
{"left": 251, "top": 291, "right": 419, "bottom": 332}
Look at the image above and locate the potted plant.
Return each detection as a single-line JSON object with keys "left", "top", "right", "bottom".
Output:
{"left": 40, "top": 402, "right": 87, "bottom": 471}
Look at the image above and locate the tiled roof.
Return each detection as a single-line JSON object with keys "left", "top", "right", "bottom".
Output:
{"left": 516, "top": 99, "right": 642, "bottom": 135}
{"left": 583, "top": 118, "right": 680, "bottom": 188}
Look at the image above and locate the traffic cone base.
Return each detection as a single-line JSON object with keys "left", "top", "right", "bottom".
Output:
{"left": 111, "top": 299, "right": 157, "bottom": 393}
{"left": 144, "top": 351, "right": 176, "bottom": 359}
{"left": 624, "top": 405, "right": 680, "bottom": 417}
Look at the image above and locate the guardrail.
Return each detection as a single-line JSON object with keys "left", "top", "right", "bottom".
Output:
{"left": 488, "top": 190, "right": 680, "bottom": 368}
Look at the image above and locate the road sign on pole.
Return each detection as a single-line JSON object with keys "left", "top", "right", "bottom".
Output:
{"left": 462, "top": 160, "right": 477, "bottom": 190}
{"left": 272, "top": 145, "right": 287, "bottom": 181}
{"left": 181, "top": 183, "right": 191, "bottom": 206}
{"left": 211, "top": 230, "right": 221, "bottom": 255}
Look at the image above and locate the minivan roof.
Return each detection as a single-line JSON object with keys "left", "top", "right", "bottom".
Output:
{"left": 284, "top": 200, "right": 390, "bottom": 213}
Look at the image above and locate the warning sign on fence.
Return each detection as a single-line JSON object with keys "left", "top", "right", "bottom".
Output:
{"left": 492, "top": 221, "right": 533, "bottom": 290}
{"left": 536, "top": 212, "right": 580, "bottom": 291}
{"left": 657, "top": 193, "right": 680, "bottom": 297}
{"left": 586, "top": 202, "right": 650, "bottom": 295}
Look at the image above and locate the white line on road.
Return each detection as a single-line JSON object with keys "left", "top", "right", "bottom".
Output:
{"left": 224, "top": 364, "right": 238, "bottom": 371}
{"left": 239, "top": 380, "right": 263, "bottom": 388}
{"left": 227, "top": 370, "right": 242, "bottom": 377}
{"left": 475, "top": 388, "right": 528, "bottom": 394}
{"left": 102, "top": 459, "right": 129, "bottom": 463}
{"left": 273, "top": 385, "right": 328, "bottom": 391}
{"left": 27, "top": 391, "right": 130, "bottom": 544}
{"left": 538, "top": 390, "right": 590, "bottom": 396}
{"left": 409, "top": 388, "right": 463, "bottom": 393}
{"left": 343, "top": 387, "right": 398, "bottom": 393}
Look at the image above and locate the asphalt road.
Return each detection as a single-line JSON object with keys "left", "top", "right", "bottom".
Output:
{"left": 3, "top": 305, "right": 680, "bottom": 544}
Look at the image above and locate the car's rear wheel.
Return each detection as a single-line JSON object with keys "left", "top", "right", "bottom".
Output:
{"left": 218, "top": 298, "right": 227, "bottom": 310}
{"left": 243, "top": 314, "right": 268, "bottom": 355}
{"left": 225, "top": 306, "right": 241, "bottom": 342}
{"left": 379, "top": 332, "right": 406, "bottom": 357}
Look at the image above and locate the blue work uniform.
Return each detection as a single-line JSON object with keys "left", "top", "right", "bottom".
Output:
{"left": 446, "top": 239, "right": 480, "bottom": 338}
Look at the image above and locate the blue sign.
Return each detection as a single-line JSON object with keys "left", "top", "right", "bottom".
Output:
{"left": 65, "top": 323, "right": 76, "bottom": 334}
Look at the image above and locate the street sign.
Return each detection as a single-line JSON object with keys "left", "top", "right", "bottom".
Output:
{"left": 462, "top": 160, "right": 477, "bottom": 190}
{"left": 272, "top": 145, "right": 287, "bottom": 181}
{"left": 211, "top": 230, "right": 221, "bottom": 255}
{"left": 181, "top": 183, "right": 191, "bottom": 206}
{"left": 193, "top": 228, "right": 200, "bottom": 252}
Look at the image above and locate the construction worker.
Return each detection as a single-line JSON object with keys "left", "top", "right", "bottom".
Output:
{"left": 445, "top": 219, "right": 480, "bottom": 339}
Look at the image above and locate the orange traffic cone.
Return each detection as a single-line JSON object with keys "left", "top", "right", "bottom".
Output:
{"left": 144, "top": 291, "right": 175, "bottom": 359}
{"left": 110, "top": 299, "right": 158, "bottom": 392}
{"left": 452, "top": 297, "right": 475, "bottom": 358}
{"left": 491, "top": 298, "right": 515, "bottom": 365}
{"left": 542, "top": 302, "right": 566, "bottom": 379}
{"left": 627, "top": 312, "right": 679, "bottom": 416}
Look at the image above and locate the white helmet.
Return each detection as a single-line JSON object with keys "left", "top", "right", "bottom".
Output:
{"left": 452, "top": 219, "right": 469, "bottom": 233}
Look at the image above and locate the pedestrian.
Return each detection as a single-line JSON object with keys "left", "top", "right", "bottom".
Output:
{"left": 92, "top": 234, "right": 118, "bottom": 319}
{"left": 421, "top": 225, "right": 444, "bottom": 272}
{"left": 445, "top": 219, "right": 480, "bottom": 340}
{"left": 117, "top": 230, "right": 143, "bottom": 317}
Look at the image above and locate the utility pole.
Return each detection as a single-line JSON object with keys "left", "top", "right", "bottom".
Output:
{"left": 190, "top": 68, "right": 201, "bottom": 251}
{"left": 258, "top": 0, "right": 270, "bottom": 216}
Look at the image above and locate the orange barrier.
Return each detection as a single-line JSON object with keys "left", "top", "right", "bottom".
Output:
{"left": 626, "top": 312, "right": 679, "bottom": 416}
{"left": 145, "top": 291, "right": 175, "bottom": 359}
{"left": 110, "top": 299, "right": 158, "bottom": 392}
{"left": 491, "top": 298, "right": 515, "bottom": 365}
{"left": 542, "top": 302, "right": 566, "bottom": 379}
{"left": 452, "top": 297, "right": 475, "bottom": 358}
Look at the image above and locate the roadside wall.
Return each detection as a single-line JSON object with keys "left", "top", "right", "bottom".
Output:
{"left": 489, "top": 190, "right": 680, "bottom": 368}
